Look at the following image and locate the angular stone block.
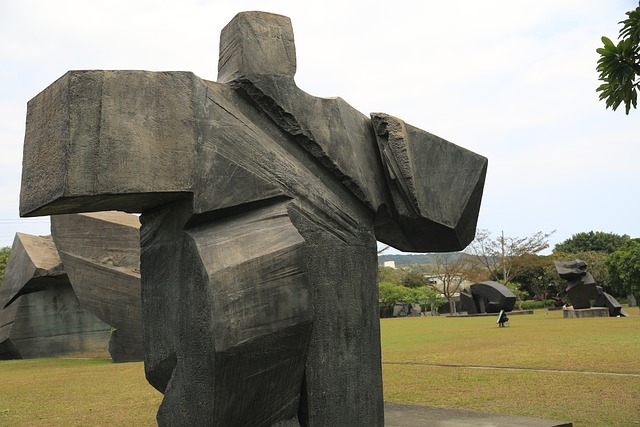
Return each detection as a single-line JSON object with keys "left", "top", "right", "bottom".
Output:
{"left": 0, "top": 233, "right": 110, "bottom": 359}
{"left": 460, "top": 281, "right": 516, "bottom": 314}
{"left": 371, "top": 113, "right": 487, "bottom": 251}
{"left": 460, "top": 287, "right": 477, "bottom": 314}
{"left": 51, "top": 212, "right": 143, "bottom": 362}
{"left": 593, "top": 291, "right": 625, "bottom": 317}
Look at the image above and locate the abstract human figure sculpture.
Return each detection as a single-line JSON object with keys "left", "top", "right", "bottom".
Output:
{"left": 554, "top": 260, "right": 599, "bottom": 309}
{"left": 20, "top": 12, "right": 487, "bottom": 426}
{"left": 460, "top": 281, "right": 516, "bottom": 314}
{"left": 555, "top": 259, "right": 629, "bottom": 317}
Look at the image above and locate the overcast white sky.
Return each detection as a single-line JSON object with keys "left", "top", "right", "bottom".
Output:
{"left": 1, "top": 1, "right": 638, "bottom": 254}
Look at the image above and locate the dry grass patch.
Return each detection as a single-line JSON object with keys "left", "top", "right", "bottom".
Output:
{"left": 0, "top": 358, "right": 161, "bottom": 426}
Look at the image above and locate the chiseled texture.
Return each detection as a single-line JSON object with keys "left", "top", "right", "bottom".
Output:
{"left": 51, "top": 212, "right": 143, "bottom": 362}
{"left": 0, "top": 233, "right": 110, "bottom": 359}
{"left": 19, "top": 11, "right": 488, "bottom": 426}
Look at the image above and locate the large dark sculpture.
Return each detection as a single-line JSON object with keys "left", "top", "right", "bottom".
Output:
{"left": 555, "top": 259, "right": 629, "bottom": 317}
{"left": 0, "top": 212, "right": 143, "bottom": 361}
{"left": 51, "top": 212, "right": 143, "bottom": 362}
{"left": 554, "top": 260, "right": 598, "bottom": 309}
{"left": 460, "top": 281, "right": 516, "bottom": 314}
{"left": 0, "top": 233, "right": 110, "bottom": 359}
{"left": 19, "top": 12, "right": 487, "bottom": 426}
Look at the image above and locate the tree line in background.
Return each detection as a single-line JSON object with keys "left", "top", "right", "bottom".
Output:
{"left": 379, "top": 230, "right": 640, "bottom": 316}
{"left": 1, "top": 228, "right": 638, "bottom": 314}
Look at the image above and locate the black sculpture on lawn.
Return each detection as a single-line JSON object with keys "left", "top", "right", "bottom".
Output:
{"left": 19, "top": 12, "right": 487, "bottom": 426}
{"left": 460, "top": 281, "right": 516, "bottom": 314}
{"left": 554, "top": 259, "right": 629, "bottom": 317}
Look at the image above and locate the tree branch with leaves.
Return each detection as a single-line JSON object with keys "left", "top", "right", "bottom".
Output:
{"left": 429, "top": 252, "right": 472, "bottom": 314}
{"left": 466, "top": 229, "right": 554, "bottom": 287}
{"left": 597, "top": 2, "right": 640, "bottom": 114}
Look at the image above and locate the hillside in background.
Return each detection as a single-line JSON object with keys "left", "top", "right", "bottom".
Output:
{"left": 378, "top": 253, "right": 459, "bottom": 266}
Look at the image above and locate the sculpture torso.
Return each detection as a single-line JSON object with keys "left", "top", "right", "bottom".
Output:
{"left": 19, "top": 11, "right": 487, "bottom": 426}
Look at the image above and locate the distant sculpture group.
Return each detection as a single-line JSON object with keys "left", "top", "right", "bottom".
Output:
{"left": 19, "top": 12, "right": 487, "bottom": 426}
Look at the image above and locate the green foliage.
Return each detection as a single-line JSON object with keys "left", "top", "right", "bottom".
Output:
{"left": 378, "top": 282, "right": 444, "bottom": 316}
{"left": 508, "top": 254, "right": 556, "bottom": 300}
{"left": 378, "top": 281, "right": 410, "bottom": 310}
{"left": 416, "top": 286, "right": 446, "bottom": 314}
{"left": 504, "top": 281, "right": 528, "bottom": 310}
{"left": 607, "top": 238, "right": 640, "bottom": 298}
{"left": 0, "top": 246, "right": 10, "bottom": 283}
{"left": 402, "top": 271, "right": 430, "bottom": 288}
{"left": 378, "top": 266, "right": 405, "bottom": 286}
{"left": 553, "top": 231, "right": 630, "bottom": 254}
{"left": 597, "top": 3, "right": 640, "bottom": 114}
{"left": 520, "top": 300, "right": 555, "bottom": 310}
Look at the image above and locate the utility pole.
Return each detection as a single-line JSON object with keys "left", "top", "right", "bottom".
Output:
{"left": 501, "top": 230, "right": 506, "bottom": 283}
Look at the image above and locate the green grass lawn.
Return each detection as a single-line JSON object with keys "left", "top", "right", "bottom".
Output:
{"left": 381, "top": 307, "right": 640, "bottom": 426}
{"left": 0, "top": 308, "right": 638, "bottom": 426}
{"left": 0, "top": 358, "right": 161, "bottom": 426}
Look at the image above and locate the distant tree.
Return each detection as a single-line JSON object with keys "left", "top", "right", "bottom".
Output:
{"left": 416, "top": 286, "right": 445, "bottom": 316}
{"left": 509, "top": 254, "right": 557, "bottom": 301}
{"left": 429, "top": 252, "right": 471, "bottom": 314}
{"left": 553, "top": 231, "right": 630, "bottom": 254}
{"left": 0, "top": 246, "right": 10, "bottom": 283}
{"left": 607, "top": 239, "right": 640, "bottom": 302}
{"left": 462, "top": 262, "right": 491, "bottom": 284}
{"left": 466, "top": 229, "right": 554, "bottom": 287}
{"left": 378, "top": 281, "right": 409, "bottom": 316}
{"left": 504, "top": 282, "right": 528, "bottom": 311}
{"left": 378, "top": 266, "right": 405, "bottom": 286}
{"left": 597, "top": 2, "right": 640, "bottom": 114}
{"left": 402, "top": 271, "right": 430, "bottom": 289}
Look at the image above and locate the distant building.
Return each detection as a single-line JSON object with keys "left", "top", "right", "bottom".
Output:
{"left": 383, "top": 261, "right": 396, "bottom": 269}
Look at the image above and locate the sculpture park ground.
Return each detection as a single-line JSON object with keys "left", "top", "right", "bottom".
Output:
{"left": 1, "top": 308, "right": 638, "bottom": 427}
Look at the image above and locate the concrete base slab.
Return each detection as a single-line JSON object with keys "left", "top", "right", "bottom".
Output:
{"left": 563, "top": 307, "right": 609, "bottom": 318}
{"left": 385, "top": 402, "right": 573, "bottom": 427}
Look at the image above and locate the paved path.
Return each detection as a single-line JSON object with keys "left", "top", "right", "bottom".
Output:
{"left": 385, "top": 402, "right": 573, "bottom": 427}
{"left": 384, "top": 361, "right": 640, "bottom": 377}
